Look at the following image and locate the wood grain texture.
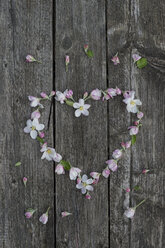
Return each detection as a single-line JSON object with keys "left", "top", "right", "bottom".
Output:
{"left": 0, "top": 1, "right": 54, "bottom": 247}
{"left": 130, "top": 0, "right": 165, "bottom": 247}
{"left": 55, "top": 0, "right": 109, "bottom": 247}
{"left": 0, "top": 0, "right": 164, "bottom": 247}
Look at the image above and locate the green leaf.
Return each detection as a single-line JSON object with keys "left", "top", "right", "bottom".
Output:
{"left": 65, "top": 100, "right": 74, "bottom": 107}
{"left": 134, "top": 185, "right": 141, "bottom": 191}
{"left": 86, "top": 50, "right": 94, "bottom": 58}
{"left": 131, "top": 135, "right": 136, "bottom": 145}
{"left": 60, "top": 160, "right": 71, "bottom": 170}
{"left": 136, "top": 58, "right": 147, "bottom": 69}
{"left": 36, "top": 136, "right": 44, "bottom": 144}
{"left": 15, "top": 161, "right": 21, "bottom": 167}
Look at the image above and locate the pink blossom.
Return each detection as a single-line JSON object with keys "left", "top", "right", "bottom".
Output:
{"left": 69, "top": 167, "right": 81, "bottom": 180}
{"left": 65, "top": 90, "right": 73, "bottom": 99}
{"left": 90, "top": 172, "right": 100, "bottom": 184}
{"left": 55, "top": 164, "right": 65, "bottom": 175}
{"left": 39, "top": 207, "right": 50, "bottom": 224}
{"left": 25, "top": 208, "right": 36, "bottom": 219}
{"left": 61, "top": 211, "right": 72, "bottom": 217}
{"left": 77, "top": 177, "right": 81, "bottom": 184}
{"left": 85, "top": 193, "right": 91, "bottom": 199}
{"left": 26, "top": 55, "right": 37, "bottom": 62}
{"left": 128, "top": 126, "right": 139, "bottom": 135}
{"left": 102, "top": 94, "right": 110, "bottom": 101}
{"left": 106, "top": 159, "right": 118, "bottom": 172}
{"left": 39, "top": 132, "right": 45, "bottom": 138}
{"left": 134, "top": 121, "right": 139, "bottom": 126}
{"left": 112, "top": 149, "right": 122, "bottom": 159}
{"left": 107, "top": 88, "right": 117, "bottom": 98}
{"left": 28, "top": 96, "right": 43, "bottom": 108}
{"left": 132, "top": 54, "right": 141, "bottom": 63}
{"left": 116, "top": 87, "right": 122, "bottom": 95}
{"left": 31, "top": 110, "right": 41, "bottom": 119}
{"left": 137, "top": 111, "right": 144, "bottom": 119}
{"left": 65, "top": 55, "right": 70, "bottom": 64}
{"left": 50, "top": 91, "right": 56, "bottom": 97}
{"left": 91, "top": 89, "right": 102, "bottom": 100}
{"left": 102, "top": 168, "right": 110, "bottom": 178}
{"left": 125, "top": 141, "right": 131, "bottom": 148}
{"left": 111, "top": 53, "right": 120, "bottom": 65}
{"left": 23, "top": 177, "right": 27, "bottom": 187}
{"left": 142, "top": 169, "right": 150, "bottom": 174}
{"left": 126, "top": 188, "right": 130, "bottom": 193}
{"left": 40, "top": 92, "right": 48, "bottom": 99}
{"left": 123, "top": 91, "right": 135, "bottom": 99}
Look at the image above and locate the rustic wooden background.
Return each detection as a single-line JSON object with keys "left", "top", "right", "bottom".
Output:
{"left": 0, "top": 0, "right": 165, "bottom": 247}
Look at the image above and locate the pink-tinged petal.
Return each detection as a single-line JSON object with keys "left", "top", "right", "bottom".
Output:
{"left": 28, "top": 96, "right": 35, "bottom": 101}
{"left": 75, "top": 109, "right": 81, "bottom": 117}
{"left": 39, "top": 214, "right": 48, "bottom": 224}
{"left": 55, "top": 164, "right": 65, "bottom": 175}
{"left": 126, "top": 188, "right": 130, "bottom": 193}
{"left": 137, "top": 111, "right": 144, "bottom": 119}
{"left": 61, "top": 211, "right": 72, "bottom": 217}
{"left": 82, "top": 174, "right": 88, "bottom": 182}
{"left": 85, "top": 193, "right": 91, "bottom": 199}
{"left": 102, "top": 169, "right": 110, "bottom": 178}
{"left": 124, "top": 208, "right": 135, "bottom": 219}
{"left": 30, "top": 130, "right": 37, "bottom": 139}
{"left": 86, "top": 185, "right": 93, "bottom": 191}
{"left": 54, "top": 153, "right": 62, "bottom": 162}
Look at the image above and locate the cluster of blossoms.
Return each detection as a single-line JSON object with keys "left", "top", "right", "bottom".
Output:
{"left": 24, "top": 87, "right": 143, "bottom": 203}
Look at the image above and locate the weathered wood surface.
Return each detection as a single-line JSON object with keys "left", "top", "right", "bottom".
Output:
{"left": 0, "top": 0, "right": 165, "bottom": 247}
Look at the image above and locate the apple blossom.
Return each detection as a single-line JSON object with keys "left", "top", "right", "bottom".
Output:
{"left": 28, "top": 96, "right": 43, "bottom": 108}
{"left": 73, "top": 99, "right": 90, "bottom": 117}
{"left": 124, "top": 208, "right": 135, "bottom": 219}
{"left": 112, "top": 149, "right": 122, "bottom": 159}
{"left": 116, "top": 87, "right": 122, "bottom": 95}
{"left": 123, "top": 91, "right": 142, "bottom": 113}
{"left": 24, "top": 119, "right": 44, "bottom": 139}
{"left": 31, "top": 110, "right": 41, "bottom": 119}
{"left": 26, "top": 55, "right": 41, "bottom": 63}
{"left": 69, "top": 167, "right": 81, "bottom": 180}
{"left": 85, "top": 192, "right": 91, "bottom": 199}
{"left": 106, "top": 159, "right": 118, "bottom": 172}
{"left": 65, "top": 90, "right": 73, "bottom": 99}
{"left": 25, "top": 208, "right": 36, "bottom": 219}
{"left": 55, "top": 90, "right": 69, "bottom": 104}
{"left": 90, "top": 172, "right": 101, "bottom": 184}
{"left": 111, "top": 53, "right": 120, "bottom": 65}
{"left": 76, "top": 174, "right": 93, "bottom": 194}
{"left": 39, "top": 207, "right": 50, "bottom": 224}
{"left": 107, "top": 88, "right": 117, "bottom": 98}
{"left": 39, "top": 132, "right": 45, "bottom": 138}
{"left": 102, "top": 168, "right": 110, "bottom": 178}
{"left": 61, "top": 211, "right": 72, "bottom": 217}
{"left": 132, "top": 54, "right": 141, "bottom": 63}
{"left": 137, "top": 111, "right": 144, "bottom": 119}
{"left": 40, "top": 92, "right": 48, "bottom": 99}
{"left": 90, "top": 89, "right": 102, "bottom": 100}
{"left": 55, "top": 164, "right": 65, "bottom": 175}
{"left": 23, "top": 177, "right": 27, "bottom": 187}
{"left": 40, "top": 143, "right": 62, "bottom": 162}
{"left": 128, "top": 126, "right": 139, "bottom": 135}
{"left": 142, "top": 169, "right": 150, "bottom": 174}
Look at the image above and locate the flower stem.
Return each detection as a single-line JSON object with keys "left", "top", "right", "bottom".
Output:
{"left": 134, "top": 199, "right": 147, "bottom": 209}
{"left": 46, "top": 207, "right": 50, "bottom": 215}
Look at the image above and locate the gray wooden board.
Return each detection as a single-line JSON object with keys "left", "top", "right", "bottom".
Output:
{"left": 0, "top": 0, "right": 165, "bottom": 247}
{"left": 0, "top": 0, "right": 54, "bottom": 247}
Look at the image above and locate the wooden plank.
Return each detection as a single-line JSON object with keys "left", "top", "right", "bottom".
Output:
{"left": 55, "top": 0, "right": 109, "bottom": 247}
{"left": 130, "top": 0, "right": 165, "bottom": 247}
{"left": 0, "top": 1, "right": 54, "bottom": 247}
{"left": 107, "top": 1, "right": 132, "bottom": 247}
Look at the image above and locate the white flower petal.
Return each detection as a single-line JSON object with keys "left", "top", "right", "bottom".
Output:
{"left": 76, "top": 183, "right": 83, "bottom": 189}
{"left": 134, "top": 99, "right": 142, "bottom": 105}
{"left": 86, "top": 179, "right": 93, "bottom": 184}
{"left": 75, "top": 109, "right": 81, "bottom": 117}
{"left": 79, "top": 99, "right": 84, "bottom": 105}
{"left": 31, "top": 99, "right": 39, "bottom": 107}
{"left": 32, "top": 118, "right": 39, "bottom": 126}
{"left": 26, "top": 119, "right": 32, "bottom": 127}
{"left": 84, "top": 104, "right": 90, "bottom": 110}
{"left": 131, "top": 106, "right": 138, "bottom": 113}
{"left": 81, "top": 187, "right": 86, "bottom": 194}
{"left": 41, "top": 153, "right": 46, "bottom": 160}
{"left": 86, "top": 185, "right": 94, "bottom": 191}
{"left": 82, "top": 109, "right": 89, "bottom": 116}
{"left": 24, "top": 127, "right": 31, "bottom": 133}
{"left": 82, "top": 174, "right": 88, "bottom": 182}
{"left": 36, "top": 124, "right": 45, "bottom": 131}
{"left": 73, "top": 103, "right": 80, "bottom": 109}
{"left": 30, "top": 130, "right": 38, "bottom": 139}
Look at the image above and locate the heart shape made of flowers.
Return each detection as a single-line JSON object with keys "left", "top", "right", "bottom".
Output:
{"left": 24, "top": 87, "right": 143, "bottom": 199}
